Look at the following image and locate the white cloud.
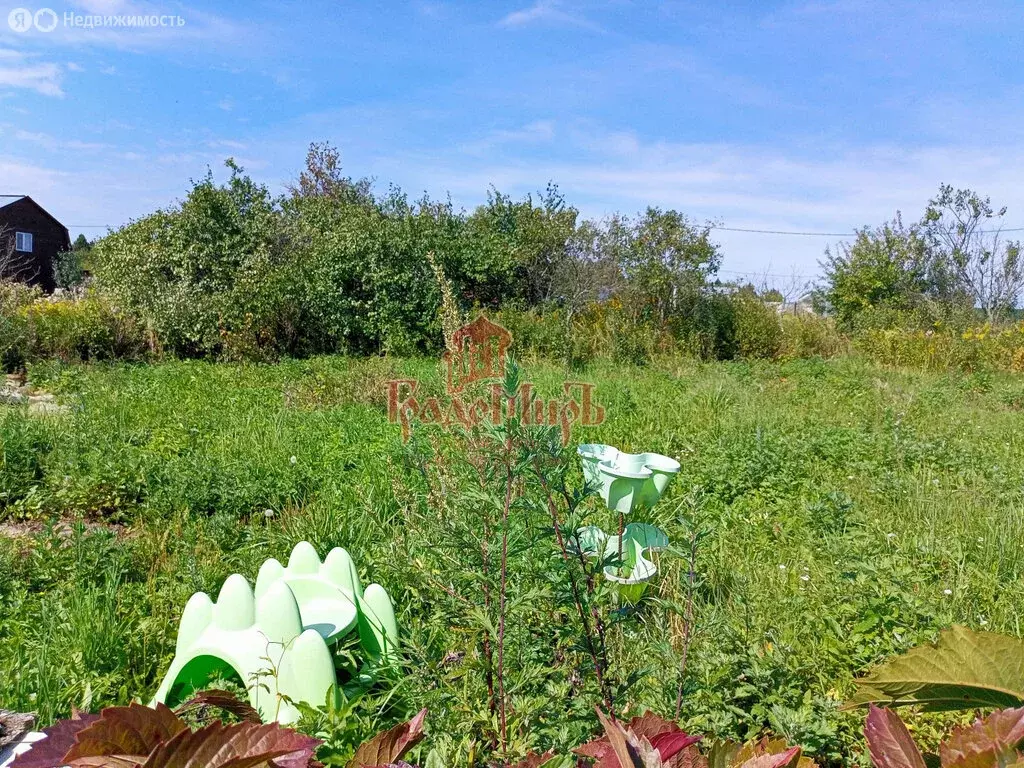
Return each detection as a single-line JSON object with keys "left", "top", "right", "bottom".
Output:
{"left": 13, "top": 129, "right": 109, "bottom": 151}
{"left": 0, "top": 158, "right": 68, "bottom": 195}
{"left": 205, "top": 139, "right": 247, "bottom": 150}
{"left": 352, "top": 124, "right": 1024, "bottom": 278}
{"left": 0, "top": 62, "right": 63, "bottom": 96}
{"left": 498, "top": 1, "right": 602, "bottom": 31}
{"left": 67, "top": 62, "right": 86, "bottom": 72}
{"left": 460, "top": 120, "right": 555, "bottom": 154}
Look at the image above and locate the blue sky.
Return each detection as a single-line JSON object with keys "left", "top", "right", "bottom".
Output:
{"left": 2, "top": 0, "right": 1023, "bottom": 283}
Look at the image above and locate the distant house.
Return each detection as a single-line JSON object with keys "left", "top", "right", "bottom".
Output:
{"left": 0, "top": 195, "right": 70, "bottom": 292}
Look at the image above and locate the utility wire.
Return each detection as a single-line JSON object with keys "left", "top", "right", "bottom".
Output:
{"left": 718, "top": 268, "right": 818, "bottom": 279}
{"left": 67, "top": 223, "right": 1024, "bottom": 236}
{"left": 711, "top": 225, "right": 1024, "bottom": 236}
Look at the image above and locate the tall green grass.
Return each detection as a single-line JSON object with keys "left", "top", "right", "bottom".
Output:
{"left": 2, "top": 354, "right": 1023, "bottom": 764}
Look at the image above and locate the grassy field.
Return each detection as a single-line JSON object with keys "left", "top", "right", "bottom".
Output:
{"left": 3, "top": 353, "right": 1024, "bottom": 765}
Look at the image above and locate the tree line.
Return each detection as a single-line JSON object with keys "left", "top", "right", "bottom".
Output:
{"left": 91, "top": 144, "right": 739, "bottom": 360}
{"left": 75, "top": 143, "right": 1024, "bottom": 363}
{"left": 814, "top": 185, "right": 1024, "bottom": 328}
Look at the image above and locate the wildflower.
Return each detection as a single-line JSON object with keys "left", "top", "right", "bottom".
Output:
{"left": 886, "top": 532, "right": 896, "bottom": 539}
{"left": 290, "top": 455, "right": 297, "bottom": 464}
{"left": 778, "top": 564, "right": 786, "bottom": 570}
{"left": 800, "top": 574, "right": 810, "bottom": 582}
{"left": 264, "top": 508, "right": 275, "bottom": 519}
{"left": 943, "top": 588, "right": 952, "bottom": 595}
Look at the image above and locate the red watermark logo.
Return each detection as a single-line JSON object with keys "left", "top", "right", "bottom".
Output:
{"left": 387, "top": 316, "right": 605, "bottom": 442}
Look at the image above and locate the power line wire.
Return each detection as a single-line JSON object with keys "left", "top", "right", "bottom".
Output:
{"left": 711, "top": 225, "right": 1024, "bottom": 236}
{"left": 67, "top": 223, "right": 1024, "bottom": 236}
{"left": 718, "top": 268, "right": 818, "bottom": 279}
{"left": 712, "top": 226, "right": 852, "bottom": 236}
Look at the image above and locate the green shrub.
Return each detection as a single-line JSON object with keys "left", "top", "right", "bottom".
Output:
{"left": 0, "top": 282, "right": 148, "bottom": 371}
{"left": 731, "top": 292, "right": 783, "bottom": 359}
{"left": 53, "top": 249, "right": 85, "bottom": 290}
{"left": 20, "top": 294, "right": 148, "bottom": 364}
{"left": 92, "top": 163, "right": 289, "bottom": 359}
{"left": 0, "top": 282, "right": 37, "bottom": 370}
{"left": 780, "top": 314, "right": 846, "bottom": 359}
{"left": 850, "top": 323, "right": 1024, "bottom": 373}
{"left": 495, "top": 306, "right": 571, "bottom": 362}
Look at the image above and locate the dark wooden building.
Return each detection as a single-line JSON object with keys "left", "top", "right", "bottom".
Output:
{"left": 0, "top": 195, "right": 70, "bottom": 293}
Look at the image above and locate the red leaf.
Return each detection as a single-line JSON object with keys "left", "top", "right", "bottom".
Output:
{"left": 625, "top": 714, "right": 680, "bottom": 743}
{"left": 575, "top": 711, "right": 700, "bottom": 768}
{"left": 940, "top": 707, "right": 1024, "bottom": 768}
{"left": 733, "top": 746, "right": 802, "bottom": 768}
{"left": 672, "top": 746, "right": 707, "bottom": 768}
{"left": 141, "top": 721, "right": 320, "bottom": 768}
{"left": 173, "top": 691, "right": 262, "bottom": 725}
{"left": 346, "top": 710, "right": 427, "bottom": 768}
{"left": 576, "top": 737, "right": 614, "bottom": 760}
{"left": 864, "top": 706, "right": 926, "bottom": 768}
{"left": 65, "top": 704, "right": 188, "bottom": 766}
{"left": 11, "top": 712, "right": 101, "bottom": 768}
{"left": 649, "top": 733, "right": 703, "bottom": 764}
{"left": 594, "top": 710, "right": 643, "bottom": 768}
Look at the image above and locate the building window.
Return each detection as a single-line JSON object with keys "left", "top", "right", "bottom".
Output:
{"left": 15, "top": 232, "right": 33, "bottom": 252}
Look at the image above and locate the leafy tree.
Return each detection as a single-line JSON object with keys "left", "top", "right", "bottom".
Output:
{"left": 922, "top": 184, "right": 1024, "bottom": 321}
{"left": 815, "top": 215, "right": 931, "bottom": 327}
{"left": 287, "top": 142, "right": 373, "bottom": 203}
{"left": 604, "top": 208, "right": 721, "bottom": 326}
{"left": 93, "top": 160, "right": 288, "bottom": 357}
{"left": 52, "top": 235, "right": 91, "bottom": 289}
{"left": 466, "top": 184, "right": 579, "bottom": 307}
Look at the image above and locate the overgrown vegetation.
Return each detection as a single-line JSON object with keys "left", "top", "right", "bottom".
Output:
{"left": 3, "top": 353, "right": 1023, "bottom": 765}
{"left": 1, "top": 145, "right": 827, "bottom": 368}
{"left": 6, "top": 150, "right": 1024, "bottom": 768}
{"left": 814, "top": 186, "right": 1024, "bottom": 331}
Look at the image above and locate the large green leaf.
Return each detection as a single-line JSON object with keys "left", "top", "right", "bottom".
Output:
{"left": 848, "top": 627, "right": 1024, "bottom": 711}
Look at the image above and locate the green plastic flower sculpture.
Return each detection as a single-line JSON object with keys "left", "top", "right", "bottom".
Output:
{"left": 577, "top": 443, "right": 679, "bottom": 599}
{"left": 577, "top": 444, "right": 680, "bottom": 515}
{"left": 574, "top": 522, "right": 670, "bottom": 602}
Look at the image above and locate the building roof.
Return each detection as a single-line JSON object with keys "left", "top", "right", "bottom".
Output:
{"left": 0, "top": 195, "right": 69, "bottom": 236}
{"left": 0, "top": 195, "right": 27, "bottom": 210}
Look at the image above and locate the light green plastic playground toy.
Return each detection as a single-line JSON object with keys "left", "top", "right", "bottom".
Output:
{"left": 153, "top": 542, "right": 398, "bottom": 725}
{"left": 577, "top": 444, "right": 680, "bottom": 515}
{"left": 577, "top": 444, "right": 679, "bottom": 597}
